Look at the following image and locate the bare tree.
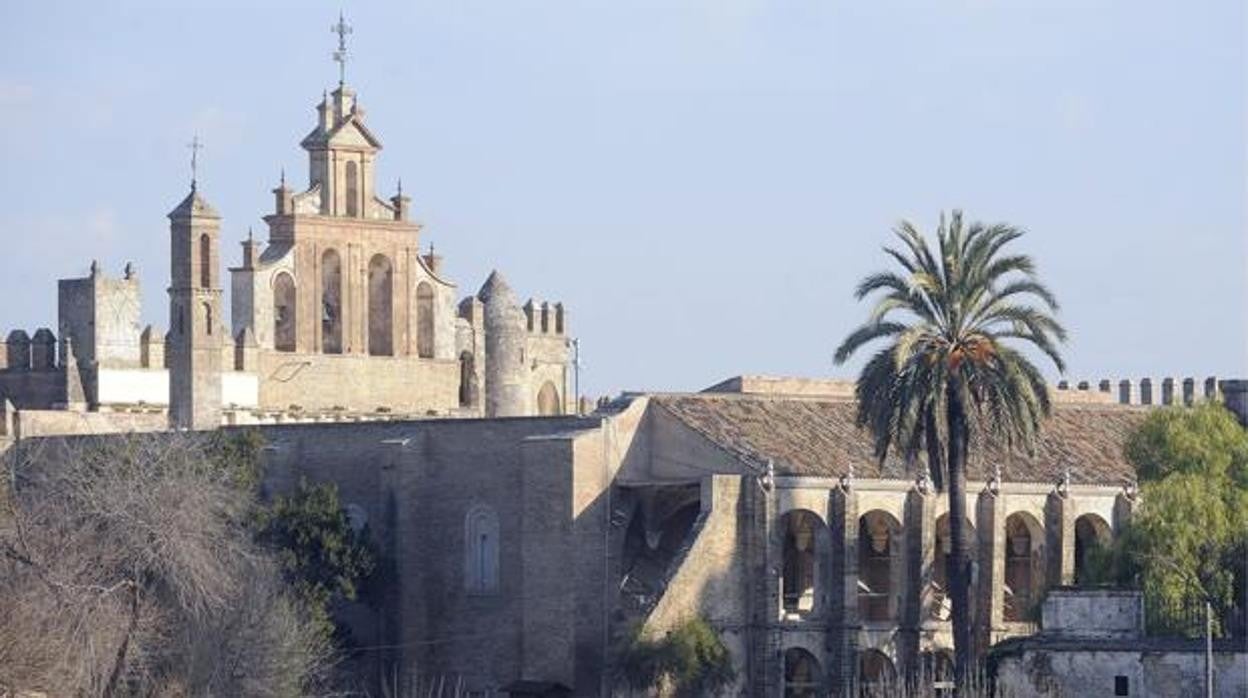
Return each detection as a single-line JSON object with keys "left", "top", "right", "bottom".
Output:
{"left": 0, "top": 433, "right": 333, "bottom": 697}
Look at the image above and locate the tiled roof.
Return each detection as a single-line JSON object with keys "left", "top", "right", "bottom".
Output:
{"left": 652, "top": 394, "right": 1150, "bottom": 485}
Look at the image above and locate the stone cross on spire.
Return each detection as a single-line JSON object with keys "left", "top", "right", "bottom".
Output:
{"left": 331, "top": 11, "right": 353, "bottom": 86}
{"left": 187, "top": 135, "right": 203, "bottom": 189}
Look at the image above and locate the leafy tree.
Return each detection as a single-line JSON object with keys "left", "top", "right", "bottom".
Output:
{"left": 613, "top": 617, "right": 736, "bottom": 696}
{"left": 255, "top": 478, "right": 376, "bottom": 641}
{"left": 834, "top": 212, "right": 1065, "bottom": 683}
{"left": 1094, "top": 403, "right": 1248, "bottom": 636}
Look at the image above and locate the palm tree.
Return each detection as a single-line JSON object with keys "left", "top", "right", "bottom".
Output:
{"left": 833, "top": 211, "right": 1065, "bottom": 685}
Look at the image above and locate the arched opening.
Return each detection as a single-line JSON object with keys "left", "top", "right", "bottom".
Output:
{"left": 619, "top": 494, "right": 701, "bottom": 613}
{"left": 780, "top": 509, "right": 827, "bottom": 619}
{"left": 321, "top": 249, "right": 342, "bottom": 354}
{"left": 416, "top": 281, "right": 435, "bottom": 358}
{"left": 273, "top": 272, "right": 297, "bottom": 352}
{"left": 784, "top": 647, "right": 822, "bottom": 698}
{"left": 1004, "top": 511, "right": 1046, "bottom": 622}
{"left": 858, "top": 649, "right": 897, "bottom": 694}
{"left": 554, "top": 303, "right": 565, "bottom": 333}
{"left": 344, "top": 160, "right": 359, "bottom": 217}
{"left": 1074, "top": 513, "right": 1112, "bottom": 586}
{"left": 459, "top": 351, "right": 477, "bottom": 408}
{"left": 464, "top": 504, "right": 500, "bottom": 594}
{"left": 367, "top": 254, "right": 393, "bottom": 356}
{"left": 536, "top": 381, "right": 561, "bottom": 416}
{"left": 198, "top": 233, "right": 211, "bottom": 288}
{"left": 859, "top": 510, "right": 902, "bottom": 622}
{"left": 540, "top": 303, "right": 550, "bottom": 333}
{"left": 933, "top": 513, "right": 977, "bottom": 621}
{"left": 202, "top": 302, "right": 213, "bottom": 335}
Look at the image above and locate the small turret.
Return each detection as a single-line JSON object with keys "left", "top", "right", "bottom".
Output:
{"left": 478, "top": 271, "right": 527, "bottom": 417}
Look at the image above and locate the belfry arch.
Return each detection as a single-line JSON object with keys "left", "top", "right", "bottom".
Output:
{"left": 367, "top": 253, "right": 393, "bottom": 356}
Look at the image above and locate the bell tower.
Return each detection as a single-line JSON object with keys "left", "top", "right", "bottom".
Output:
{"left": 167, "top": 137, "right": 223, "bottom": 429}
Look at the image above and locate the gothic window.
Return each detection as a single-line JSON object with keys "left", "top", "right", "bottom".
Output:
{"left": 464, "top": 505, "right": 500, "bottom": 594}
{"left": 345, "top": 160, "right": 359, "bottom": 218}
{"left": 203, "top": 302, "right": 213, "bottom": 335}
{"left": 540, "top": 303, "right": 549, "bottom": 333}
{"left": 199, "top": 233, "right": 211, "bottom": 287}
{"left": 416, "top": 281, "right": 435, "bottom": 359}
{"left": 321, "top": 249, "right": 342, "bottom": 354}
{"left": 554, "top": 303, "right": 565, "bottom": 333}
{"left": 273, "top": 272, "right": 297, "bottom": 352}
{"left": 458, "top": 351, "right": 477, "bottom": 408}
{"left": 367, "top": 254, "right": 393, "bottom": 356}
{"left": 536, "top": 381, "right": 561, "bottom": 416}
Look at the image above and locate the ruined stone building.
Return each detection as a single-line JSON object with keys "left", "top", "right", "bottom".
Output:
{"left": 0, "top": 69, "right": 573, "bottom": 434}
{"left": 238, "top": 375, "right": 1248, "bottom": 696}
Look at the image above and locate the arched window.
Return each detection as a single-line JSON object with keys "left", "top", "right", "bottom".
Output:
{"left": 416, "top": 281, "right": 435, "bottom": 358}
{"left": 1074, "top": 513, "right": 1112, "bottom": 586}
{"left": 536, "top": 381, "right": 561, "bottom": 416}
{"left": 202, "top": 302, "right": 213, "bottom": 335}
{"left": 273, "top": 272, "right": 297, "bottom": 352}
{"left": 459, "top": 351, "right": 477, "bottom": 408}
{"left": 464, "top": 505, "right": 500, "bottom": 594}
{"left": 780, "top": 509, "right": 827, "bottom": 619}
{"left": 321, "top": 249, "right": 342, "bottom": 354}
{"left": 344, "top": 160, "right": 359, "bottom": 217}
{"left": 199, "top": 233, "right": 211, "bottom": 288}
{"left": 540, "top": 303, "right": 550, "bottom": 333}
{"left": 783, "top": 647, "right": 821, "bottom": 698}
{"left": 859, "top": 510, "right": 902, "bottom": 622}
{"left": 858, "top": 649, "right": 897, "bottom": 691}
{"left": 367, "top": 254, "right": 393, "bottom": 356}
{"left": 1005, "top": 511, "right": 1046, "bottom": 622}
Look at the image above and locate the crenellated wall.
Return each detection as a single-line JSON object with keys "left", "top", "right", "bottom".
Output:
{"left": 1054, "top": 375, "right": 1232, "bottom": 410}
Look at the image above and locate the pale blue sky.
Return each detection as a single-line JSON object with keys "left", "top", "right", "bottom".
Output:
{"left": 1, "top": 1, "right": 1244, "bottom": 397}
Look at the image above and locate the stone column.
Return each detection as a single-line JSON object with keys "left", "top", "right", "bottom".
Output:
{"left": 828, "top": 484, "right": 860, "bottom": 694}
{"left": 1045, "top": 491, "right": 1075, "bottom": 587}
{"left": 899, "top": 484, "right": 935, "bottom": 682}
{"left": 975, "top": 487, "right": 1005, "bottom": 656}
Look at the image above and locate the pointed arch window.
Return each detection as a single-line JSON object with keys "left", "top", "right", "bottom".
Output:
{"left": 416, "top": 281, "right": 435, "bottom": 358}
{"left": 199, "top": 234, "right": 211, "bottom": 288}
{"left": 273, "top": 272, "right": 297, "bottom": 352}
{"left": 367, "top": 254, "right": 393, "bottom": 356}
{"left": 321, "top": 250, "right": 342, "bottom": 354}
{"left": 464, "top": 505, "right": 500, "bottom": 594}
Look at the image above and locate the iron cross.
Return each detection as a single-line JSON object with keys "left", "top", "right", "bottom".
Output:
{"left": 187, "top": 135, "right": 203, "bottom": 188}
{"left": 331, "top": 12, "right": 353, "bottom": 85}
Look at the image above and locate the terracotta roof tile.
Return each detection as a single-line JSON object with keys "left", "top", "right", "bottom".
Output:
{"left": 652, "top": 394, "right": 1149, "bottom": 485}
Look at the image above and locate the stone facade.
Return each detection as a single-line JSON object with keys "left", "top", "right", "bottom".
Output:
{"left": 994, "top": 590, "right": 1247, "bottom": 697}
{"left": 191, "top": 375, "right": 1221, "bottom": 696}
{"left": 0, "top": 71, "right": 575, "bottom": 429}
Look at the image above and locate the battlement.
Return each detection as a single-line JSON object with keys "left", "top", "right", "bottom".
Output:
{"left": 1054, "top": 375, "right": 1226, "bottom": 407}
{"left": 522, "top": 299, "right": 567, "bottom": 336}
{"left": 0, "top": 328, "right": 61, "bottom": 372}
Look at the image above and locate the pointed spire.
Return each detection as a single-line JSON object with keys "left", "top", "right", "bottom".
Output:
{"left": 477, "top": 270, "right": 515, "bottom": 303}
{"left": 279, "top": 168, "right": 286, "bottom": 189}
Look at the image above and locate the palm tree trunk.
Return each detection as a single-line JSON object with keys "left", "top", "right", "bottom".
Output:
{"left": 945, "top": 380, "right": 974, "bottom": 687}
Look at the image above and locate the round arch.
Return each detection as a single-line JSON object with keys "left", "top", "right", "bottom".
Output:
{"left": 1074, "top": 513, "right": 1112, "bottom": 585}
{"left": 859, "top": 509, "right": 903, "bottom": 623}
{"left": 367, "top": 254, "right": 394, "bottom": 356}
{"left": 783, "top": 647, "right": 822, "bottom": 698}
{"left": 272, "top": 271, "right": 297, "bottom": 352}
{"left": 933, "top": 513, "right": 977, "bottom": 621}
{"left": 1004, "top": 511, "right": 1046, "bottom": 621}
{"left": 858, "top": 648, "right": 897, "bottom": 692}
{"left": 780, "top": 509, "right": 828, "bottom": 619}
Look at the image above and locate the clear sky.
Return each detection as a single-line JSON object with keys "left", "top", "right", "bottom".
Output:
{"left": 1, "top": 1, "right": 1244, "bottom": 398}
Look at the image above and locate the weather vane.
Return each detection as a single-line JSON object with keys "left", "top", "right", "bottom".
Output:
{"left": 331, "top": 11, "right": 353, "bottom": 86}
{"left": 187, "top": 135, "right": 203, "bottom": 189}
